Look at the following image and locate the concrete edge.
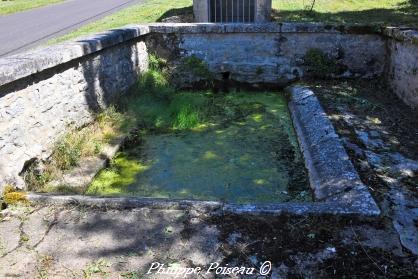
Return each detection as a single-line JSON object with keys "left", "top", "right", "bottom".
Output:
{"left": 27, "top": 193, "right": 380, "bottom": 217}
{"left": 286, "top": 85, "right": 381, "bottom": 216}
{"left": 0, "top": 22, "right": 388, "bottom": 88}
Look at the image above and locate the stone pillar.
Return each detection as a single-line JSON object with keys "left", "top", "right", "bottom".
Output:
{"left": 255, "top": 0, "right": 271, "bottom": 22}
{"left": 193, "top": 0, "right": 209, "bottom": 22}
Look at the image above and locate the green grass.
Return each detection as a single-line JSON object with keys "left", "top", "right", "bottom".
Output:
{"left": 47, "top": 0, "right": 417, "bottom": 44}
{"left": 24, "top": 106, "right": 132, "bottom": 191}
{"left": 48, "top": 0, "right": 192, "bottom": 44}
{"left": 0, "top": 0, "right": 62, "bottom": 15}
{"left": 272, "top": 0, "right": 418, "bottom": 26}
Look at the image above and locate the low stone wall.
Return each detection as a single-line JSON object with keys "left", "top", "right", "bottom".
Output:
{"left": 149, "top": 24, "right": 386, "bottom": 85}
{"left": 384, "top": 28, "right": 418, "bottom": 108}
{"left": 0, "top": 23, "right": 417, "bottom": 192}
{"left": 0, "top": 28, "right": 150, "bottom": 190}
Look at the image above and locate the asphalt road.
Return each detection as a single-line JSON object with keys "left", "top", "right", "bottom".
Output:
{"left": 0, "top": 0, "right": 143, "bottom": 57}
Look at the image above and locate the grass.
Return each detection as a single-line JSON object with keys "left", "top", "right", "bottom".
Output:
{"left": 48, "top": 0, "right": 192, "bottom": 44}
{"left": 47, "top": 0, "right": 418, "bottom": 44}
{"left": 272, "top": 0, "right": 418, "bottom": 26}
{"left": 24, "top": 107, "right": 133, "bottom": 191}
{"left": 0, "top": 0, "right": 62, "bottom": 15}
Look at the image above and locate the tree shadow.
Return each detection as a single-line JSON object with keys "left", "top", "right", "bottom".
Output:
{"left": 272, "top": 1, "right": 418, "bottom": 27}
{"left": 156, "top": 6, "right": 193, "bottom": 23}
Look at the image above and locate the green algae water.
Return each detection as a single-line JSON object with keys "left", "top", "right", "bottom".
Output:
{"left": 86, "top": 90, "right": 311, "bottom": 203}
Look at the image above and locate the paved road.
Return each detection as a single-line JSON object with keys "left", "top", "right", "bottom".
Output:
{"left": 0, "top": 0, "right": 143, "bottom": 57}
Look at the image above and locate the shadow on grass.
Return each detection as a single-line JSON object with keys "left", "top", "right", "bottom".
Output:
{"left": 156, "top": 6, "right": 193, "bottom": 22}
{"left": 150, "top": 3, "right": 418, "bottom": 26}
{"left": 273, "top": 1, "right": 418, "bottom": 27}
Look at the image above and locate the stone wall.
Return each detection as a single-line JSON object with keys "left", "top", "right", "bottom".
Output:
{"left": 177, "top": 32, "right": 385, "bottom": 84}
{"left": 384, "top": 28, "right": 418, "bottom": 108}
{"left": 0, "top": 23, "right": 417, "bottom": 193}
{"left": 147, "top": 24, "right": 386, "bottom": 85}
{"left": 0, "top": 28, "right": 150, "bottom": 190}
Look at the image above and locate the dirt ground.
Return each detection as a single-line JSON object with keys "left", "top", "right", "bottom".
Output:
{"left": 0, "top": 204, "right": 416, "bottom": 278}
{"left": 0, "top": 80, "right": 417, "bottom": 278}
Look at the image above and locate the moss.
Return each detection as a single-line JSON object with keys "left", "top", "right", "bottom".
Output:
{"left": 3, "top": 184, "right": 15, "bottom": 195}
{"left": 304, "top": 48, "right": 346, "bottom": 78}
{"left": 86, "top": 152, "right": 151, "bottom": 196}
{"left": 183, "top": 55, "right": 213, "bottom": 80}
{"left": 256, "top": 67, "right": 264, "bottom": 76}
{"left": 3, "top": 191, "right": 28, "bottom": 205}
{"left": 2, "top": 184, "right": 27, "bottom": 206}
{"left": 173, "top": 55, "right": 214, "bottom": 87}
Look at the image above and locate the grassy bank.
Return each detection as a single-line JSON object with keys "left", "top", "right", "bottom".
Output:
{"left": 273, "top": 0, "right": 418, "bottom": 26}
{"left": 48, "top": 0, "right": 417, "bottom": 44}
{"left": 0, "top": 0, "right": 62, "bottom": 15}
{"left": 48, "top": 0, "right": 192, "bottom": 44}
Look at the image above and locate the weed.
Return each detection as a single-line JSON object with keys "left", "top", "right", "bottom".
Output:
{"left": 137, "top": 69, "right": 174, "bottom": 100}
{"left": 183, "top": 55, "right": 212, "bottom": 79}
{"left": 304, "top": 48, "right": 346, "bottom": 78}
{"left": 168, "top": 92, "right": 208, "bottom": 130}
{"left": 148, "top": 53, "right": 167, "bottom": 71}
{"left": 37, "top": 255, "right": 54, "bottom": 279}
{"left": 83, "top": 259, "right": 111, "bottom": 278}
{"left": 24, "top": 162, "right": 56, "bottom": 191}
{"left": 172, "top": 104, "right": 200, "bottom": 129}
{"left": 20, "top": 233, "right": 29, "bottom": 242}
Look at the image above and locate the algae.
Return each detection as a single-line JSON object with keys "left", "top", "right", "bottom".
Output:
{"left": 87, "top": 90, "right": 311, "bottom": 203}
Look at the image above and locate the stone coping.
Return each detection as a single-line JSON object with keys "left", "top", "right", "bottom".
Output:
{"left": 0, "top": 22, "right": 394, "bottom": 88}
{"left": 383, "top": 27, "right": 418, "bottom": 45}
{"left": 27, "top": 193, "right": 379, "bottom": 217}
{"left": 287, "top": 86, "right": 380, "bottom": 216}
{"left": 26, "top": 86, "right": 381, "bottom": 218}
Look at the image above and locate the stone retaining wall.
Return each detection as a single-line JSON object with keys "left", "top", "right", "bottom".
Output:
{"left": 384, "top": 27, "right": 418, "bottom": 108}
{"left": 0, "top": 29, "right": 149, "bottom": 190}
{"left": 0, "top": 23, "right": 417, "bottom": 192}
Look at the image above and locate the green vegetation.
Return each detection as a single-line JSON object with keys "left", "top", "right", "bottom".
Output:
{"left": 272, "top": 0, "right": 418, "bottom": 26}
{"left": 83, "top": 259, "right": 110, "bottom": 278}
{"left": 87, "top": 88, "right": 310, "bottom": 203}
{"left": 0, "top": 0, "right": 62, "bottom": 15}
{"left": 304, "top": 48, "right": 346, "bottom": 78}
{"left": 48, "top": 0, "right": 192, "bottom": 44}
{"left": 48, "top": 0, "right": 417, "bottom": 45}
{"left": 24, "top": 107, "right": 132, "bottom": 191}
{"left": 181, "top": 55, "right": 214, "bottom": 81}
{"left": 2, "top": 185, "right": 27, "bottom": 205}
{"left": 87, "top": 62, "right": 309, "bottom": 202}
